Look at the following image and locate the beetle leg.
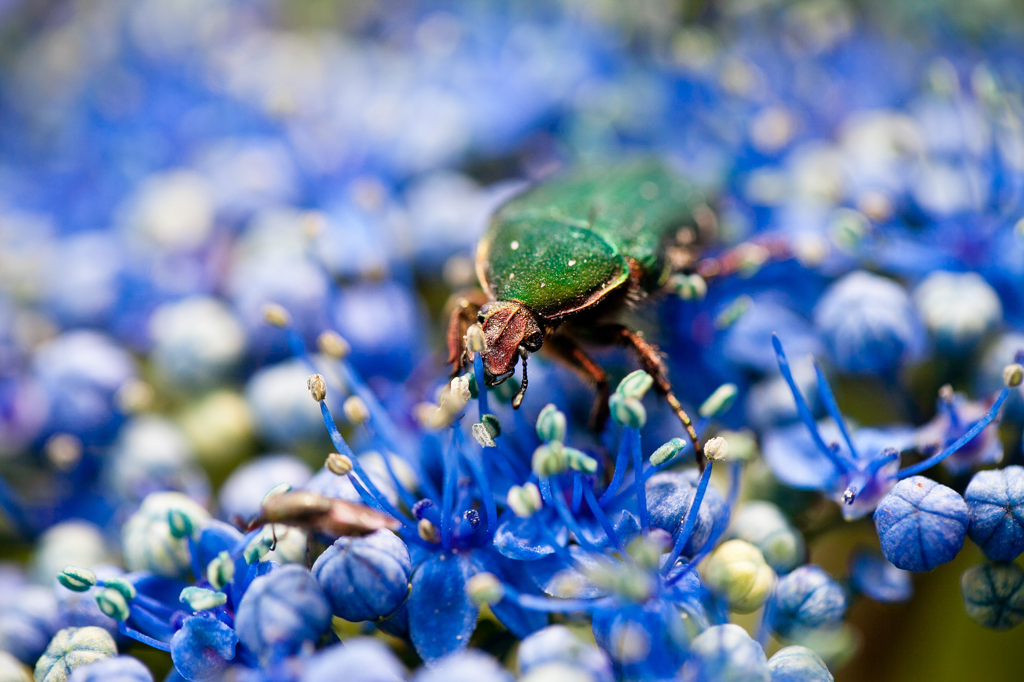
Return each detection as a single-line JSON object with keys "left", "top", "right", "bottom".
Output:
{"left": 544, "top": 334, "right": 611, "bottom": 431}
{"left": 608, "top": 325, "right": 706, "bottom": 468}
{"left": 444, "top": 289, "right": 488, "bottom": 377}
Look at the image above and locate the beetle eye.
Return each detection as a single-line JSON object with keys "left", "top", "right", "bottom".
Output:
{"left": 523, "top": 332, "right": 544, "bottom": 351}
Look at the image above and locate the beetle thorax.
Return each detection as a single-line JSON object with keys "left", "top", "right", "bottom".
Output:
{"left": 479, "top": 301, "right": 543, "bottom": 382}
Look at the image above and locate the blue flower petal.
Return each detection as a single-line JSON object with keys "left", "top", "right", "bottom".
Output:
{"left": 848, "top": 550, "right": 912, "bottom": 603}
{"left": 762, "top": 423, "right": 839, "bottom": 491}
{"left": 493, "top": 516, "right": 563, "bottom": 561}
{"left": 170, "top": 615, "right": 237, "bottom": 682}
{"left": 408, "top": 553, "right": 479, "bottom": 663}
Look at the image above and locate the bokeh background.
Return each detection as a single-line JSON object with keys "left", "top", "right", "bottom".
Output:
{"left": 3, "top": 1, "right": 1024, "bottom": 680}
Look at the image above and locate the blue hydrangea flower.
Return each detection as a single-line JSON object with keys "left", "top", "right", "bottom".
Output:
{"left": 874, "top": 476, "right": 969, "bottom": 572}
{"left": 218, "top": 455, "right": 313, "bottom": 522}
{"left": 517, "top": 625, "right": 614, "bottom": 682}
{"left": 768, "top": 336, "right": 1006, "bottom": 519}
{"left": 0, "top": 585, "right": 62, "bottom": 663}
{"left": 813, "top": 271, "right": 926, "bottom": 375}
{"left": 680, "top": 624, "right": 770, "bottom": 682}
{"left": 915, "top": 390, "right": 1004, "bottom": 476}
{"left": 847, "top": 550, "right": 912, "bottom": 603}
{"left": 300, "top": 638, "right": 405, "bottom": 682}
{"left": 964, "top": 466, "right": 1024, "bottom": 562}
{"left": 311, "top": 529, "right": 411, "bottom": 623}
{"left": 912, "top": 271, "right": 1002, "bottom": 354}
{"left": 766, "top": 646, "right": 833, "bottom": 682}
{"left": 235, "top": 565, "right": 332, "bottom": 664}
{"left": 765, "top": 566, "right": 847, "bottom": 639}
{"left": 411, "top": 651, "right": 513, "bottom": 682}
{"left": 67, "top": 655, "right": 153, "bottom": 682}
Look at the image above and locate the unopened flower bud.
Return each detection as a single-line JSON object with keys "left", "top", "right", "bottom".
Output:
{"left": 699, "top": 383, "right": 738, "bottom": 418}
{"left": 650, "top": 438, "right": 686, "bottom": 466}
{"left": 57, "top": 566, "right": 96, "bottom": 592}
{"left": 343, "top": 396, "right": 369, "bottom": 425}
{"left": 467, "top": 572, "right": 505, "bottom": 606}
{"left": 536, "top": 404, "right": 567, "bottom": 443}
{"left": 103, "top": 577, "right": 136, "bottom": 601}
{"left": 507, "top": 482, "right": 543, "bottom": 518}
{"left": 262, "top": 303, "right": 291, "bottom": 328}
{"left": 1003, "top": 363, "right": 1023, "bottom": 388}
{"left": 466, "top": 324, "right": 487, "bottom": 354}
{"left": 326, "top": 453, "right": 353, "bottom": 476}
{"left": 307, "top": 374, "right": 327, "bottom": 402}
{"left": 180, "top": 586, "right": 227, "bottom": 612}
{"left": 617, "top": 370, "right": 654, "bottom": 399}
{"left": 207, "top": 551, "right": 235, "bottom": 590}
{"left": 610, "top": 393, "right": 647, "bottom": 429}
{"left": 95, "top": 588, "right": 130, "bottom": 621}
{"left": 704, "top": 436, "right": 730, "bottom": 462}
{"left": 702, "top": 539, "right": 776, "bottom": 614}
{"left": 418, "top": 518, "right": 439, "bottom": 543}
{"left": 317, "top": 331, "right": 350, "bottom": 359}
{"left": 532, "top": 442, "right": 569, "bottom": 478}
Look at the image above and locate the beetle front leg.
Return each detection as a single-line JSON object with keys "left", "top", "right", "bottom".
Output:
{"left": 443, "top": 289, "right": 488, "bottom": 377}
{"left": 605, "top": 324, "right": 706, "bottom": 468}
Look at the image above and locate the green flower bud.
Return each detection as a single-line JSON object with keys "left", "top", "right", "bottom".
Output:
{"left": 701, "top": 539, "right": 777, "bottom": 614}
{"left": 167, "top": 509, "right": 196, "bottom": 539}
{"left": 180, "top": 586, "right": 228, "bottom": 612}
{"left": 536, "top": 404, "right": 567, "bottom": 443}
{"left": 57, "top": 567, "right": 97, "bottom": 593}
{"left": 102, "top": 577, "right": 136, "bottom": 601}
{"left": 617, "top": 370, "right": 654, "bottom": 399}
{"left": 207, "top": 550, "right": 236, "bottom": 590}
{"left": 961, "top": 562, "right": 1024, "bottom": 630}
{"left": 532, "top": 442, "right": 569, "bottom": 478}
{"left": 507, "top": 483, "right": 543, "bottom": 518}
{"left": 610, "top": 393, "right": 646, "bottom": 429}
{"left": 650, "top": 438, "right": 686, "bottom": 466}
{"left": 698, "top": 383, "right": 738, "bottom": 418}
{"left": 95, "top": 588, "right": 130, "bottom": 622}
{"left": 34, "top": 627, "right": 116, "bottom": 682}
{"left": 565, "top": 447, "right": 598, "bottom": 474}
{"left": 467, "top": 572, "right": 505, "bottom": 606}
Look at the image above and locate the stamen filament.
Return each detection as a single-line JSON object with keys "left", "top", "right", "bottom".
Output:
{"left": 662, "top": 461, "right": 714, "bottom": 574}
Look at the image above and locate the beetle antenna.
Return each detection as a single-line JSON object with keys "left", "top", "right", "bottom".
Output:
{"left": 512, "top": 349, "right": 529, "bottom": 409}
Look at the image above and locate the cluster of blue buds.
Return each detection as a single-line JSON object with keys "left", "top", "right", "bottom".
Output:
{"left": 4, "top": 1, "right": 1024, "bottom": 681}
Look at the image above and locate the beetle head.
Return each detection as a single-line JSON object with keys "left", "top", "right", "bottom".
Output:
{"left": 478, "top": 301, "right": 543, "bottom": 384}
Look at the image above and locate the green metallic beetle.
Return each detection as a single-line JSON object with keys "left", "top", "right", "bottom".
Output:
{"left": 447, "top": 158, "right": 785, "bottom": 460}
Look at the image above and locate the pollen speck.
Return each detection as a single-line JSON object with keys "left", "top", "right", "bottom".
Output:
{"left": 540, "top": 282, "right": 546, "bottom": 288}
{"left": 509, "top": 273, "right": 514, "bottom": 280}
{"left": 510, "top": 240, "right": 519, "bottom": 250}
{"left": 568, "top": 259, "right": 576, "bottom": 266}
